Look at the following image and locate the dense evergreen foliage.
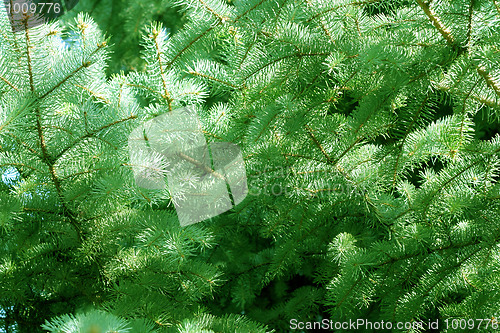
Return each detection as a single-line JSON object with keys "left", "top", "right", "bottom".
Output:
{"left": 1, "top": 0, "right": 500, "bottom": 332}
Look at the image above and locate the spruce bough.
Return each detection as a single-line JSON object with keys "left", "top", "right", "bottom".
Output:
{"left": 1, "top": 0, "right": 500, "bottom": 332}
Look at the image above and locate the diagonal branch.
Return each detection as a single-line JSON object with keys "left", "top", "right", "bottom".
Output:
{"left": 73, "top": 83, "right": 111, "bottom": 104}
{"left": 304, "top": 124, "right": 333, "bottom": 164}
{"left": 165, "top": 0, "right": 267, "bottom": 73}
{"left": 54, "top": 114, "right": 138, "bottom": 162}
{"left": 177, "top": 151, "right": 228, "bottom": 182}
{"left": 39, "top": 41, "right": 107, "bottom": 100}
{"left": 197, "top": 0, "right": 229, "bottom": 22}
{"left": 416, "top": 0, "right": 455, "bottom": 47}
{"left": 304, "top": 0, "right": 334, "bottom": 42}
{"left": 494, "top": 0, "right": 500, "bottom": 16}
{"left": 476, "top": 64, "right": 500, "bottom": 98}
{"left": 0, "top": 75, "right": 19, "bottom": 92}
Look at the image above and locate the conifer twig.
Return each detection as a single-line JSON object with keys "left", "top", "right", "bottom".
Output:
{"left": 5, "top": 132, "right": 39, "bottom": 155}
{"left": 304, "top": 0, "right": 333, "bottom": 42}
{"left": 242, "top": 52, "right": 330, "bottom": 81}
{"left": 177, "top": 151, "right": 228, "bottom": 182}
{"left": 54, "top": 114, "right": 138, "bottom": 161}
{"left": 283, "top": 153, "right": 329, "bottom": 164}
{"left": 73, "top": 83, "right": 111, "bottom": 104}
{"left": 0, "top": 75, "right": 18, "bottom": 91}
{"left": 304, "top": 124, "right": 333, "bottom": 164}
{"left": 40, "top": 42, "right": 107, "bottom": 100}
{"left": 416, "top": 0, "right": 455, "bottom": 47}
{"left": 0, "top": 162, "right": 43, "bottom": 173}
{"left": 391, "top": 92, "right": 432, "bottom": 187}
{"left": 475, "top": 64, "right": 500, "bottom": 98}
{"left": 437, "top": 83, "right": 500, "bottom": 109}
{"left": 494, "top": 0, "right": 500, "bottom": 16}
{"left": 126, "top": 83, "right": 161, "bottom": 95}
{"left": 332, "top": 137, "right": 363, "bottom": 167}
{"left": 187, "top": 70, "right": 240, "bottom": 89}
{"left": 197, "top": 0, "right": 229, "bottom": 22}
{"left": 234, "top": 0, "right": 266, "bottom": 21}
{"left": 165, "top": 27, "right": 215, "bottom": 72}
{"left": 306, "top": 0, "right": 379, "bottom": 23}
{"left": 466, "top": 0, "right": 475, "bottom": 48}
{"left": 165, "top": 0, "right": 266, "bottom": 75}
{"left": 150, "top": 28, "right": 173, "bottom": 111}
{"left": 24, "top": 21, "right": 84, "bottom": 241}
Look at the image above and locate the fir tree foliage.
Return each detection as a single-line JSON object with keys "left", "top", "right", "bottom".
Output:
{"left": 1, "top": 0, "right": 500, "bottom": 332}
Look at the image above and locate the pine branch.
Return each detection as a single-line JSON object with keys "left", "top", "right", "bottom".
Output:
{"left": 421, "top": 159, "right": 481, "bottom": 220}
{"left": 304, "top": 0, "right": 333, "bottom": 42}
{"left": 177, "top": 151, "right": 228, "bottom": 182}
{"left": 0, "top": 162, "right": 43, "bottom": 173}
{"left": 4, "top": 0, "right": 500, "bottom": 330}
{"left": 304, "top": 124, "right": 333, "bottom": 164}
{"left": 149, "top": 27, "right": 173, "bottom": 111}
{"left": 416, "top": 0, "right": 456, "bottom": 47}
{"left": 494, "top": 0, "right": 500, "bottom": 16}
{"left": 73, "top": 84, "right": 111, "bottom": 104}
{"left": 5, "top": 132, "right": 39, "bottom": 155}
{"left": 466, "top": 0, "right": 475, "bottom": 48}
{"left": 391, "top": 92, "right": 432, "bottom": 187}
{"left": 242, "top": 52, "right": 330, "bottom": 81}
{"left": 437, "top": 83, "right": 500, "bottom": 110}
{"left": 21, "top": 23, "right": 83, "bottom": 242}
{"left": 234, "top": 0, "right": 267, "bottom": 22}
{"left": 476, "top": 64, "right": 500, "bottom": 98}
{"left": 40, "top": 42, "right": 108, "bottom": 100}
{"left": 0, "top": 75, "right": 18, "bottom": 92}
{"left": 54, "top": 114, "right": 138, "bottom": 161}
{"left": 126, "top": 83, "right": 161, "bottom": 95}
{"left": 306, "top": 0, "right": 380, "bottom": 24}
{"left": 457, "top": 78, "right": 481, "bottom": 147}
{"left": 197, "top": 0, "right": 229, "bottom": 22}
{"left": 187, "top": 70, "right": 241, "bottom": 89}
